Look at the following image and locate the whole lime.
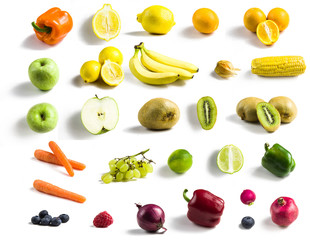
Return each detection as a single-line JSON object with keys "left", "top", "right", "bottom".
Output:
{"left": 168, "top": 149, "right": 193, "bottom": 174}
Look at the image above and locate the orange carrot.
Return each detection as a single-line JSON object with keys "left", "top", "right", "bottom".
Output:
{"left": 33, "top": 179, "right": 86, "bottom": 203}
{"left": 48, "top": 141, "right": 74, "bottom": 177}
{"left": 34, "top": 149, "right": 86, "bottom": 170}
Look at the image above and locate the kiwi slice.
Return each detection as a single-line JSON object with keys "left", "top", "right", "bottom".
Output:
{"left": 197, "top": 96, "right": 217, "bottom": 130}
{"left": 256, "top": 102, "right": 281, "bottom": 132}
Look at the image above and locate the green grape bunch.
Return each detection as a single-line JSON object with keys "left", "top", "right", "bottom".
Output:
{"left": 101, "top": 149, "right": 154, "bottom": 184}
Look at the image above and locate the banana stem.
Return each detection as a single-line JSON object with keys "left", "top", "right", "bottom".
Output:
{"left": 135, "top": 42, "right": 144, "bottom": 49}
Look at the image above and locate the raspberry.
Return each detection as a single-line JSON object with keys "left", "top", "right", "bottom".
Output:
{"left": 93, "top": 211, "right": 113, "bottom": 228}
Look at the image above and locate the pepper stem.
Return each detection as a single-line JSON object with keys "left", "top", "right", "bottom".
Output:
{"left": 183, "top": 189, "right": 191, "bottom": 202}
{"left": 277, "top": 197, "right": 286, "bottom": 206}
{"left": 264, "top": 143, "right": 270, "bottom": 152}
{"left": 31, "top": 22, "right": 52, "bottom": 33}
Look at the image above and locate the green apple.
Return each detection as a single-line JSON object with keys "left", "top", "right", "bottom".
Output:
{"left": 27, "top": 103, "right": 58, "bottom": 133}
{"left": 81, "top": 96, "right": 119, "bottom": 134}
{"left": 28, "top": 58, "right": 59, "bottom": 91}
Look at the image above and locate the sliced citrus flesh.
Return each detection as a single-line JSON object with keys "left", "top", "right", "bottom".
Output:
{"left": 217, "top": 144, "right": 244, "bottom": 174}
{"left": 92, "top": 4, "right": 121, "bottom": 41}
{"left": 256, "top": 20, "right": 279, "bottom": 45}
{"left": 101, "top": 60, "right": 124, "bottom": 86}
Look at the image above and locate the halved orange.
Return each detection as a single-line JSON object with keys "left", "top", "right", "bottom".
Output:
{"left": 256, "top": 20, "right": 279, "bottom": 45}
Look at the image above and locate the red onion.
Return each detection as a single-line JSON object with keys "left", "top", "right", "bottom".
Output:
{"left": 135, "top": 203, "right": 167, "bottom": 233}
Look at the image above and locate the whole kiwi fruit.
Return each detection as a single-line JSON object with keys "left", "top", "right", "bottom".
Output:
{"left": 236, "top": 97, "right": 265, "bottom": 122}
{"left": 138, "top": 98, "right": 180, "bottom": 130}
{"left": 269, "top": 96, "right": 297, "bottom": 123}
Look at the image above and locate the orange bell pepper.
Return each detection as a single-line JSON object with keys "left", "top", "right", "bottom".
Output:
{"left": 32, "top": 7, "right": 73, "bottom": 45}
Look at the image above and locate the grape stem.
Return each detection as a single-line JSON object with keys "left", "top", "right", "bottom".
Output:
{"left": 114, "top": 149, "right": 155, "bottom": 164}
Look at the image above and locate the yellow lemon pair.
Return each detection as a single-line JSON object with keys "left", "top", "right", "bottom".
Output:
{"left": 80, "top": 47, "right": 124, "bottom": 86}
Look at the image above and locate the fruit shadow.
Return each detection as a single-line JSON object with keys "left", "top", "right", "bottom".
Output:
{"left": 125, "top": 31, "right": 159, "bottom": 37}
{"left": 79, "top": 16, "right": 105, "bottom": 45}
{"left": 262, "top": 217, "right": 284, "bottom": 230}
{"left": 170, "top": 215, "right": 212, "bottom": 232}
{"left": 21, "top": 34, "right": 52, "bottom": 50}
{"left": 30, "top": 157, "right": 69, "bottom": 176}
{"left": 186, "top": 103, "right": 201, "bottom": 130}
{"left": 11, "top": 82, "right": 49, "bottom": 98}
{"left": 16, "top": 117, "right": 34, "bottom": 137}
{"left": 127, "top": 229, "right": 161, "bottom": 235}
{"left": 125, "top": 126, "right": 173, "bottom": 134}
{"left": 181, "top": 26, "right": 213, "bottom": 39}
{"left": 252, "top": 166, "right": 284, "bottom": 182}
{"left": 210, "top": 71, "right": 227, "bottom": 80}
{"left": 227, "top": 26, "right": 267, "bottom": 49}
{"left": 207, "top": 149, "right": 224, "bottom": 177}
{"left": 157, "top": 165, "right": 181, "bottom": 178}
{"left": 72, "top": 75, "right": 116, "bottom": 89}
{"left": 226, "top": 114, "right": 266, "bottom": 134}
{"left": 66, "top": 111, "right": 93, "bottom": 139}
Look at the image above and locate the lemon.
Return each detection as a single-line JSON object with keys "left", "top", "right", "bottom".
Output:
{"left": 80, "top": 60, "right": 101, "bottom": 83}
{"left": 92, "top": 4, "right": 121, "bottom": 41}
{"left": 99, "top": 46, "right": 123, "bottom": 65}
{"left": 217, "top": 145, "right": 244, "bottom": 174}
{"left": 101, "top": 60, "right": 124, "bottom": 86}
{"left": 137, "top": 5, "right": 175, "bottom": 34}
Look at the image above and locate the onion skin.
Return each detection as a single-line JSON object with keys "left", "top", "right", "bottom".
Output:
{"left": 270, "top": 197, "right": 298, "bottom": 227}
{"left": 136, "top": 203, "right": 167, "bottom": 233}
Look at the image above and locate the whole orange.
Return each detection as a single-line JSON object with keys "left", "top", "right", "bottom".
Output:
{"left": 192, "top": 8, "right": 219, "bottom": 34}
{"left": 267, "top": 8, "right": 289, "bottom": 31}
{"left": 244, "top": 8, "right": 266, "bottom": 32}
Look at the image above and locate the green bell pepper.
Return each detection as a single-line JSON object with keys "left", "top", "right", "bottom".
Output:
{"left": 262, "top": 143, "right": 295, "bottom": 177}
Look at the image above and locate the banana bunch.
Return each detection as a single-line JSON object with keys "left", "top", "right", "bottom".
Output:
{"left": 129, "top": 42, "right": 199, "bottom": 85}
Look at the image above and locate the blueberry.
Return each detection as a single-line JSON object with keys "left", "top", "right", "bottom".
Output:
{"left": 31, "top": 216, "right": 41, "bottom": 225}
{"left": 39, "top": 217, "right": 51, "bottom": 226}
{"left": 50, "top": 217, "right": 62, "bottom": 227}
{"left": 241, "top": 216, "right": 255, "bottom": 229}
{"left": 59, "top": 214, "right": 70, "bottom": 223}
{"left": 39, "top": 210, "right": 49, "bottom": 219}
{"left": 44, "top": 215, "right": 53, "bottom": 221}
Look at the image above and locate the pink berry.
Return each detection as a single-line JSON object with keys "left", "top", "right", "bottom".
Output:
{"left": 93, "top": 211, "right": 113, "bottom": 228}
{"left": 240, "top": 189, "right": 256, "bottom": 205}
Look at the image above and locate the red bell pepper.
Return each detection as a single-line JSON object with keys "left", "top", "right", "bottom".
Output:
{"left": 183, "top": 189, "right": 225, "bottom": 227}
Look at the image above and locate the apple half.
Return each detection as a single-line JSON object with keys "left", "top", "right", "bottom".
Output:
{"left": 81, "top": 96, "right": 119, "bottom": 134}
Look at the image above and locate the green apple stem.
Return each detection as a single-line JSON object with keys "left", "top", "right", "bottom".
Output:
{"left": 31, "top": 22, "right": 52, "bottom": 33}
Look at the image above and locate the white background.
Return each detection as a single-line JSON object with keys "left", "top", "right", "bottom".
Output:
{"left": 0, "top": 0, "right": 309, "bottom": 239}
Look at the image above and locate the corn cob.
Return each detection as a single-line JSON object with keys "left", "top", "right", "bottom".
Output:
{"left": 251, "top": 56, "right": 306, "bottom": 77}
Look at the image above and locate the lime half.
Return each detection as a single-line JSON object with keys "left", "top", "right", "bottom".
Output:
{"left": 217, "top": 145, "right": 244, "bottom": 174}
